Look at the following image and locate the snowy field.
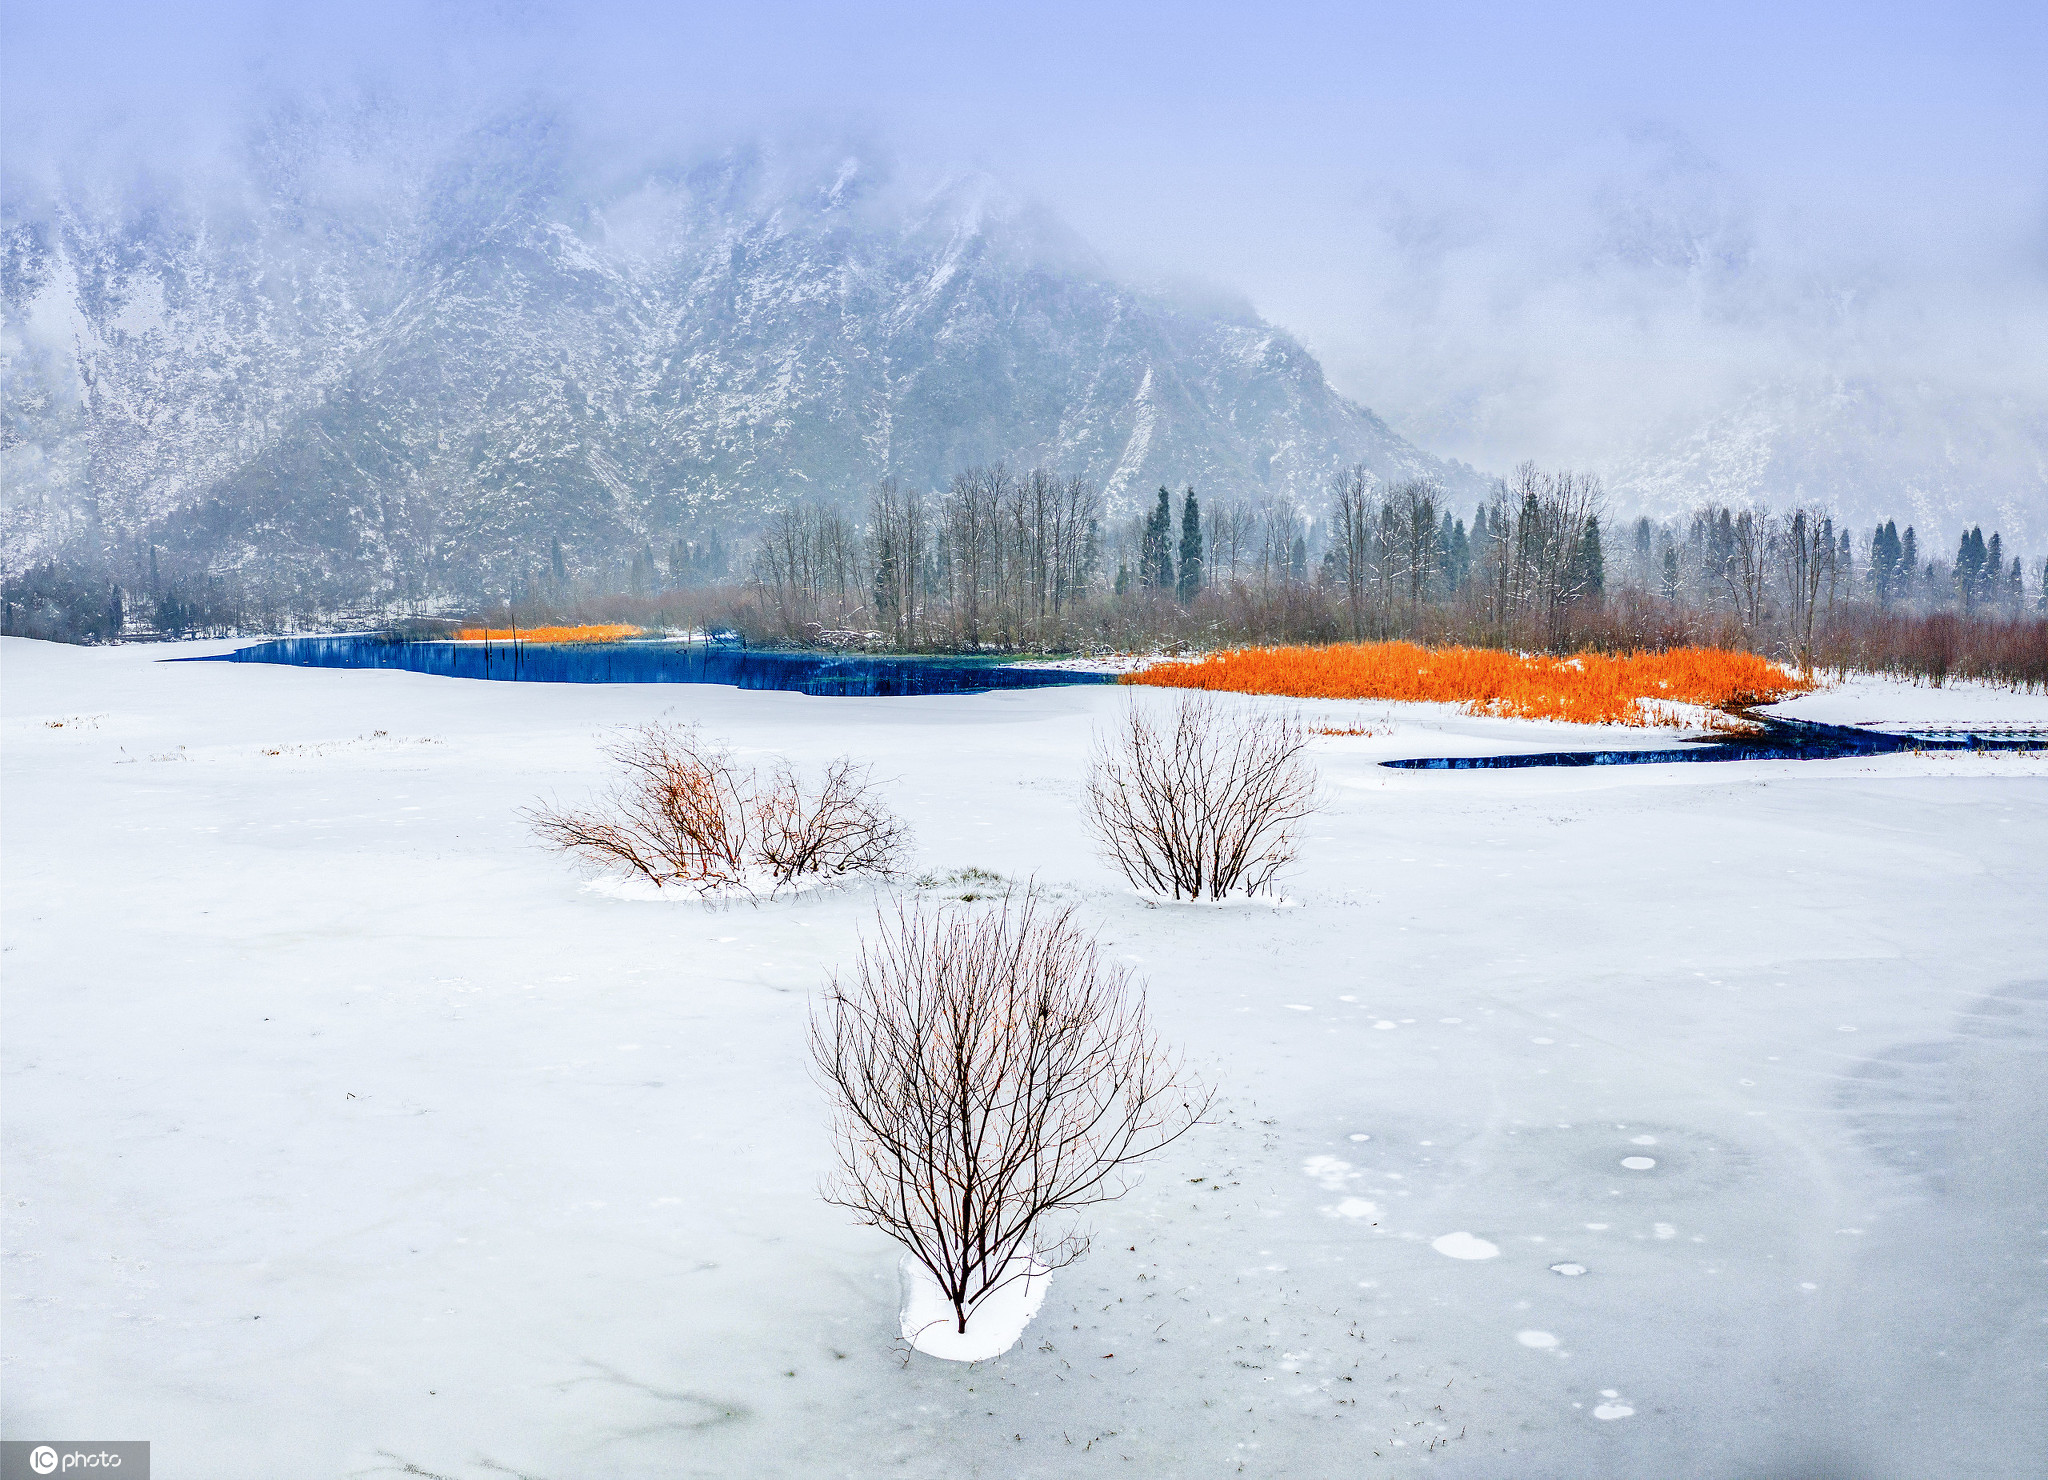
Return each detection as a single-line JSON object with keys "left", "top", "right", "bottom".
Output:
{"left": 4, "top": 637, "right": 2045, "bottom": 1480}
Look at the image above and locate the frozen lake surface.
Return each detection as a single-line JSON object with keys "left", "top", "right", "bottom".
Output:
{"left": 4, "top": 639, "right": 2045, "bottom": 1478}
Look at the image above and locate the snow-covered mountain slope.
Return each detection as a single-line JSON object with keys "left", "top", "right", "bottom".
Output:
{"left": 2, "top": 123, "right": 1478, "bottom": 601}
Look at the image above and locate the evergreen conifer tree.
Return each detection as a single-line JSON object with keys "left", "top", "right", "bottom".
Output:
{"left": 1956, "top": 528, "right": 1986, "bottom": 608}
{"left": 1176, "top": 488, "right": 1203, "bottom": 601}
{"left": 1576, "top": 518, "right": 1605, "bottom": 596}
{"left": 1141, "top": 488, "right": 1175, "bottom": 591}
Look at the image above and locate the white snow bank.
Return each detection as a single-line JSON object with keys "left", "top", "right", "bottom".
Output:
{"left": 898, "top": 1255, "right": 1050, "bottom": 1361}
{"left": 1002, "top": 653, "right": 1163, "bottom": 674}
{"left": 1765, "top": 675, "right": 2048, "bottom": 728}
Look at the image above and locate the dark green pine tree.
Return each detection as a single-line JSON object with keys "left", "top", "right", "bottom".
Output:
{"left": 1143, "top": 487, "right": 1175, "bottom": 591}
{"left": 1176, "top": 487, "right": 1203, "bottom": 601}
{"left": 1575, "top": 518, "right": 1605, "bottom": 596}
{"left": 1901, "top": 526, "right": 1918, "bottom": 585}
{"left": 1955, "top": 528, "right": 1985, "bottom": 608}
{"left": 1870, "top": 520, "right": 1900, "bottom": 605}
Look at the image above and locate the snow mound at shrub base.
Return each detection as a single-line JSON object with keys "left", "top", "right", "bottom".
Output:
{"left": 898, "top": 1255, "right": 1050, "bottom": 1362}
{"left": 579, "top": 872, "right": 826, "bottom": 902}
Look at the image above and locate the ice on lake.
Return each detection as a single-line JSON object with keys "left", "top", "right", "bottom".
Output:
{"left": 4, "top": 641, "right": 2045, "bottom": 1477}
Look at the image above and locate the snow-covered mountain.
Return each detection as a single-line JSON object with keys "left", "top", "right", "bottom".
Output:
{"left": 2, "top": 117, "right": 1478, "bottom": 603}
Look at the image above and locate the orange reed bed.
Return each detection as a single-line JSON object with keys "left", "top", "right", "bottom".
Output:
{"left": 1124, "top": 642, "right": 1812, "bottom": 727}
{"left": 452, "top": 624, "right": 643, "bottom": 644}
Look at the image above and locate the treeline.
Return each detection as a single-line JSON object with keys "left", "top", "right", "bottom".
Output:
{"left": 8, "top": 460, "right": 2044, "bottom": 690}
{"left": 706, "top": 462, "right": 2045, "bottom": 685}
{"left": 0, "top": 560, "right": 263, "bottom": 644}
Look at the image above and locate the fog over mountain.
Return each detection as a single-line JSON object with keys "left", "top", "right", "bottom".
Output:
{"left": 6, "top": 22, "right": 2044, "bottom": 614}
{"left": 1, "top": 110, "right": 1479, "bottom": 604}
{"left": 1289, "top": 128, "right": 2048, "bottom": 553}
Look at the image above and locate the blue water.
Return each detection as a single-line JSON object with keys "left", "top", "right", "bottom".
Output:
{"left": 1381, "top": 716, "right": 2045, "bottom": 769}
{"left": 186, "top": 634, "right": 1117, "bottom": 697}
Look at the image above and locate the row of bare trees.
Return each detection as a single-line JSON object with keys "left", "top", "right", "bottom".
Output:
{"left": 756, "top": 469, "right": 1103, "bottom": 650}
{"left": 745, "top": 461, "right": 1619, "bottom": 653}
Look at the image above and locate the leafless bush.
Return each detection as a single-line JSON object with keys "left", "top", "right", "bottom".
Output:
{"left": 755, "top": 757, "right": 911, "bottom": 889}
{"left": 528, "top": 723, "right": 907, "bottom": 896}
{"left": 811, "top": 891, "right": 1210, "bottom": 1337}
{"left": 1083, "top": 695, "right": 1319, "bottom": 900}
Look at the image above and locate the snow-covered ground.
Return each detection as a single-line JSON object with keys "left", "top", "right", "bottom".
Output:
{"left": 4, "top": 639, "right": 2045, "bottom": 1479}
{"left": 1764, "top": 673, "right": 2048, "bottom": 730}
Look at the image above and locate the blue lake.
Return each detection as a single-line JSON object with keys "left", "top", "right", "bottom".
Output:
{"left": 188, "top": 634, "right": 1117, "bottom": 697}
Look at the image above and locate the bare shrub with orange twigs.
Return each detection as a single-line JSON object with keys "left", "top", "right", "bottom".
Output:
{"left": 528, "top": 723, "right": 908, "bottom": 898}
{"left": 1124, "top": 642, "right": 1810, "bottom": 727}
{"left": 1084, "top": 695, "right": 1319, "bottom": 900}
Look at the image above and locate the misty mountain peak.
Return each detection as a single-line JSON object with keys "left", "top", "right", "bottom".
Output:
{"left": 2, "top": 123, "right": 1469, "bottom": 601}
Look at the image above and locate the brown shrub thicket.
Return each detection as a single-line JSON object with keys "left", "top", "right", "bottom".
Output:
{"left": 810, "top": 892, "right": 1209, "bottom": 1337}
{"left": 1084, "top": 695, "right": 1319, "bottom": 900}
{"left": 529, "top": 724, "right": 907, "bottom": 897}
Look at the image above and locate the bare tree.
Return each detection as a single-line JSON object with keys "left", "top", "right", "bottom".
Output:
{"left": 811, "top": 892, "right": 1211, "bottom": 1338}
{"left": 1083, "top": 695, "right": 1320, "bottom": 900}
{"left": 1779, "top": 506, "right": 1838, "bottom": 675}
{"left": 1392, "top": 479, "right": 1442, "bottom": 615}
{"left": 1207, "top": 498, "right": 1255, "bottom": 583}
{"left": 529, "top": 723, "right": 908, "bottom": 896}
{"left": 1727, "top": 507, "right": 1775, "bottom": 633}
{"left": 753, "top": 503, "right": 866, "bottom": 639}
{"left": 1330, "top": 465, "right": 1375, "bottom": 640}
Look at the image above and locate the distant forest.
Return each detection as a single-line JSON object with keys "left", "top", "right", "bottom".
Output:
{"left": 5, "top": 462, "right": 2044, "bottom": 686}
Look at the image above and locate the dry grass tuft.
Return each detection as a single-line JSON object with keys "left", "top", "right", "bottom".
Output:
{"left": 1125, "top": 642, "right": 1810, "bottom": 727}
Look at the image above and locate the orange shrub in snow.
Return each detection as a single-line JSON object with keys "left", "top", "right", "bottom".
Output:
{"left": 1124, "top": 642, "right": 1810, "bottom": 726}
